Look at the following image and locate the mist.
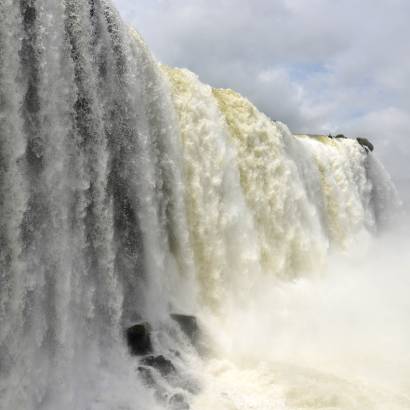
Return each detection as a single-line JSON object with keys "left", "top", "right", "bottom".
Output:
{"left": 196, "top": 220, "right": 410, "bottom": 408}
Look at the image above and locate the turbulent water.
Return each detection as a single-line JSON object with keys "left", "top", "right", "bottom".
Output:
{"left": 0, "top": 1, "right": 408, "bottom": 409}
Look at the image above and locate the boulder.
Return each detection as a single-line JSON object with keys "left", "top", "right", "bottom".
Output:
{"left": 137, "top": 366, "right": 156, "bottom": 386}
{"left": 335, "top": 134, "right": 347, "bottom": 139}
{"left": 125, "top": 322, "right": 152, "bottom": 356}
{"left": 171, "top": 314, "right": 199, "bottom": 344}
{"left": 356, "top": 137, "right": 374, "bottom": 152}
{"left": 137, "top": 366, "right": 169, "bottom": 402}
{"left": 140, "top": 355, "right": 176, "bottom": 377}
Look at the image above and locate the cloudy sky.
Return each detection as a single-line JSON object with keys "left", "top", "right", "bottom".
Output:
{"left": 113, "top": 0, "right": 410, "bottom": 187}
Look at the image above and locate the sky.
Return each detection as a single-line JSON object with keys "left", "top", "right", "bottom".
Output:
{"left": 112, "top": 0, "right": 410, "bottom": 190}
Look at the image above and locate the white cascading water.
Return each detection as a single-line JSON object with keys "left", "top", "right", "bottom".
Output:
{"left": 0, "top": 1, "right": 194, "bottom": 408}
{"left": 0, "top": 1, "right": 408, "bottom": 410}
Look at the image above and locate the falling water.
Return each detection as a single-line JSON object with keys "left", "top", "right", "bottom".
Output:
{"left": 0, "top": 1, "right": 408, "bottom": 409}
{"left": 0, "top": 1, "right": 194, "bottom": 408}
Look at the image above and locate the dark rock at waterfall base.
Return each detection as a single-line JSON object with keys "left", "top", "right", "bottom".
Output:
{"left": 137, "top": 366, "right": 156, "bottom": 386}
{"left": 125, "top": 322, "right": 153, "bottom": 356}
{"left": 130, "top": 319, "right": 200, "bottom": 405}
{"left": 138, "top": 362, "right": 191, "bottom": 408}
{"left": 169, "top": 393, "right": 190, "bottom": 410}
{"left": 141, "top": 355, "right": 176, "bottom": 377}
{"left": 171, "top": 314, "right": 199, "bottom": 344}
{"left": 356, "top": 137, "right": 374, "bottom": 152}
{"left": 138, "top": 366, "right": 169, "bottom": 402}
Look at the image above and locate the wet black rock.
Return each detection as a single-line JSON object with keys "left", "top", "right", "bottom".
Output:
{"left": 140, "top": 355, "right": 176, "bottom": 377}
{"left": 171, "top": 314, "right": 199, "bottom": 344}
{"left": 125, "top": 322, "right": 152, "bottom": 356}
{"left": 335, "top": 134, "right": 347, "bottom": 139}
{"left": 138, "top": 366, "right": 170, "bottom": 402}
{"left": 137, "top": 366, "right": 156, "bottom": 386}
{"left": 356, "top": 137, "right": 374, "bottom": 152}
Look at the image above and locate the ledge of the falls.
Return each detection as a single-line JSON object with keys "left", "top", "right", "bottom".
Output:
{"left": 329, "top": 134, "right": 375, "bottom": 151}
{"left": 295, "top": 133, "right": 375, "bottom": 152}
{"left": 356, "top": 137, "right": 374, "bottom": 152}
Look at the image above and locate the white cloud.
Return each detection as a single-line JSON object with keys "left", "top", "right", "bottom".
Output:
{"left": 112, "top": 0, "right": 410, "bottom": 185}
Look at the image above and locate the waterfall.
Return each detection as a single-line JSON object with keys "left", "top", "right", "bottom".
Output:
{"left": 0, "top": 1, "right": 193, "bottom": 408}
{"left": 0, "top": 1, "right": 407, "bottom": 410}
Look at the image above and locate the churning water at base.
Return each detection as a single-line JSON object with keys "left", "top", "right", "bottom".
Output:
{"left": 0, "top": 1, "right": 408, "bottom": 409}
{"left": 193, "top": 226, "right": 410, "bottom": 409}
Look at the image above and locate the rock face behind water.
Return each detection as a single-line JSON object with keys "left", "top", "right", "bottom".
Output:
{"left": 171, "top": 314, "right": 199, "bottom": 344}
{"left": 140, "top": 355, "right": 176, "bottom": 376}
{"left": 126, "top": 322, "right": 153, "bottom": 356}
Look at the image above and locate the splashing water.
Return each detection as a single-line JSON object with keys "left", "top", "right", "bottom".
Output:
{"left": 0, "top": 1, "right": 408, "bottom": 409}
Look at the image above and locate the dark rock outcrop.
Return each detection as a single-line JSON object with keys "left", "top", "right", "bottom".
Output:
{"left": 140, "top": 355, "right": 176, "bottom": 377}
{"left": 328, "top": 133, "right": 347, "bottom": 139}
{"left": 125, "top": 322, "right": 153, "bottom": 356}
{"left": 137, "top": 365, "right": 156, "bottom": 386}
{"left": 356, "top": 137, "right": 374, "bottom": 152}
{"left": 137, "top": 366, "right": 170, "bottom": 403}
{"left": 171, "top": 314, "right": 199, "bottom": 344}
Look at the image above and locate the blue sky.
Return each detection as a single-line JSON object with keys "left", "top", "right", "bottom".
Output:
{"left": 112, "top": 0, "right": 410, "bottom": 185}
